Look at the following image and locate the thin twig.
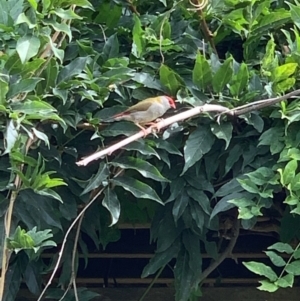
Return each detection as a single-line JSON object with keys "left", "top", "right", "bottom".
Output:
{"left": 37, "top": 188, "right": 105, "bottom": 301}
{"left": 57, "top": 214, "right": 84, "bottom": 301}
{"left": 0, "top": 137, "right": 34, "bottom": 299}
{"left": 138, "top": 265, "right": 165, "bottom": 301}
{"left": 190, "top": 0, "right": 218, "bottom": 56}
{"left": 199, "top": 219, "right": 240, "bottom": 282}
{"left": 221, "top": 88, "right": 300, "bottom": 117}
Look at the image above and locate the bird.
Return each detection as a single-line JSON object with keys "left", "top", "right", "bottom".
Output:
{"left": 111, "top": 96, "right": 176, "bottom": 133}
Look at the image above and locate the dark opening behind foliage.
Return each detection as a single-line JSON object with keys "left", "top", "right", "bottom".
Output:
{"left": 1, "top": 0, "right": 300, "bottom": 300}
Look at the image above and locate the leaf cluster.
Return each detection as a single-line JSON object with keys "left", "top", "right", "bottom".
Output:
{"left": 2, "top": 0, "right": 300, "bottom": 300}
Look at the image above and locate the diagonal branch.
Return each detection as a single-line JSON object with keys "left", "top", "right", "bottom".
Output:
{"left": 76, "top": 88, "right": 300, "bottom": 166}
{"left": 199, "top": 219, "right": 240, "bottom": 282}
{"left": 76, "top": 104, "right": 230, "bottom": 166}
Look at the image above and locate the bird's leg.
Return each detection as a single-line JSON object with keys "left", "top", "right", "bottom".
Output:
{"left": 135, "top": 123, "right": 148, "bottom": 137}
{"left": 146, "top": 118, "right": 165, "bottom": 133}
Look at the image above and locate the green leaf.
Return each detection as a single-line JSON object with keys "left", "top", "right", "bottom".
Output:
{"left": 243, "top": 261, "right": 278, "bottom": 281}
{"left": 51, "top": 7, "right": 82, "bottom": 20}
{"left": 15, "top": 12, "right": 36, "bottom": 29}
{"left": 192, "top": 52, "right": 212, "bottom": 91}
{"left": 103, "top": 188, "right": 120, "bottom": 226}
{"left": 281, "top": 159, "right": 298, "bottom": 186}
{"left": 60, "top": 0, "right": 93, "bottom": 9}
{"left": 111, "top": 157, "right": 169, "bottom": 182}
{"left": 3, "top": 119, "right": 19, "bottom": 155}
{"left": 172, "top": 191, "right": 189, "bottom": 223}
{"left": 243, "top": 113, "right": 264, "bottom": 133}
{"left": 34, "top": 188, "right": 64, "bottom": 203}
{"left": 286, "top": 2, "right": 300, "bottom": 30}
{"left": 81, "top": 162, "right": 109, "bottom": 195}
{"left": 112, "top": 175, "right": 163, "bottom": 204}
{"left": 246, "top": 167, "right": 277, "bottom": 186}
{"left": 182, "top": 126, "right": 215, "bottom": 174}
{"left": 187, "top": 187, "right": 211, "bottom": 215}
{"left": 285, "top": 260, "right": 300, "bottom": 275}
{"left": 210, "top": 122, "right": 232, "bottom": 150}
{"left": 57, "top": 57, "right": 88, "bottom": 85}
{"left": 294, "top": 249, "right": 300, "bottom": 259}
{"left": 261, "top": 36, "right": 277, "bottom": 73}
{"left": 42, "top": 19, "right": 72, "bottom": 41}
{"left": 237, "top": 178, "right": 260, "bottom": 194}
{"left": 182, "top": 230, "right": 202, "bottom": 273}
{"left": 101, "top": 121, "right": 142, "bottom": 137}
{"left": 174, "top": 248, "right": 195, "bottom": 301}
{"left": 94, "top": 2, "right": 121, "bottom": 28}
{"left": 48, "top": 36, "right": 64, "bottom": 63}
{"left": 271, "top": 63, "right": 297, "bottom": 83}
{"left": 7, "top": 78, "right": 43, "bottom": 98}
{"left": 103, "top": 34, "right": 119, "bottom": 60}
{"left": 264, "top": 251, "right": 286, "bottom": 267}
{"left": 212, "top": 56, "right": 233, "bottom": 93}
{"left": 0, "top": 0, "right": 23, "bottom": 26}
{"left": 142, "top": 239, "right": 180, "bottom": 277}
{"left": 229, "top": 62, "right": 249, "bottom": 96}
{"left": 132, "top": 14, "right": 145, "bottom": 58}
{"left": 257, "top": 280, "right": 279, "bottom": 292}
{"left": 32, "top": 128, "right": 49, "bottom": 148}
{"left": 275, "top": 274, "right": 294, "bottom": 288}
{"left": 155, "top": 139, "right": 182, "bottom": 156}
{"left": 0, "top": 78, "right": 9, "bottom": 104}
{"left": 159, "top": 64, "right": 182, "bottom": 95}
{"left": 124, "top": 140, "right": 160, "bottom": 159}
{"left": 259, "top": 126, "right": 284, "bottom": 154}
{"left": 16, "top": 36, "right": 40, "bottom": 64}
{"left": 11, "top": 100, "right": 57, "bottom": 115}
{"left": 210, "top": 192, "right": 244, "bottom": 220}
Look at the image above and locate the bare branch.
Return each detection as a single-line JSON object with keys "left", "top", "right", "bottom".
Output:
{"left": 76, "top": 104, "right": 230, "bottom": 166}
{"left": 223, "top": 88, "right": 300, "bottom": 116}
{"left": 199, "top": 219, "right": 240, "bottom": 282}
{"left": 37, "top": 188, "right": 105, "bottom": 301}
{"left": 77, "top": 89, "right": 300, "bottom": 167}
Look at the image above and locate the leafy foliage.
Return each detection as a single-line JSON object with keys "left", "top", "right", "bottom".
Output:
{"left": 2, "top": 0, "right": 300, "bottom": 300}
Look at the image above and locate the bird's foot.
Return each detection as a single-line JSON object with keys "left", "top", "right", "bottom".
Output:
{"left": 147, "top": 118, "right": 166, "bottom": 134}
{"left": 135, "top": 123, "right": 148, "bottom": 137}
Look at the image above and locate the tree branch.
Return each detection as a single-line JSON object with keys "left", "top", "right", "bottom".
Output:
{"left": 199, "top": 219, "right": 240, "bottom": 282}
{"left": 76, "top": 104, "right": 230, "bottom": 166}
{"left": 222, "top": 88, "right": 300, "bottom": 117}
{"left": 76, "top": 89, "right": 300, "bottom": 166}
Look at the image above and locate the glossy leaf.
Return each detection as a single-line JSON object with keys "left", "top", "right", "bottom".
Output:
{"left": 285, "top": 260, "right": 300, "bottom": 276}
{"left": 182, "top": 126, "right": 215, "bottom": 174}
{"left": 81, "top": 162, "right": 109, "bottom": 195}
{"left": 212, "top": 56, "right": 233, "bottom": 93}
{"left": 56, "top": 57, "right": 88, "bottom": 85}
{"left": 243, "top": 261, "right": 278, "bottom": 281}
{"left": 264, "top": 251, "right": 286, "bottom": 267}
{"left": 132, "top": 14, "right": 145, "bottom": 58}
{"left": 103, "top": 188, "right": 120, "bottom": 226}
{"left": 103, "top": 34, "right": 119, "bottom": 60}
{"left": 192, "top": 52, "right": 212, "bottom": 91}
{"left": 229, "top": 62, "right": 249, "bottom": 96}
{"left": 142, "top": 238, "right": 180, "bottom": 277}
{"left": 159, "top": 64, "right": 182, "bottom": 95}
{"left": 111, "top": 156, "right": 169, "bottom": 182}
{"left": 16, "top": 36, "right": 40, "bottom": 64}
{"left": 112, "top": 176, "right": 163, "bottom": 204}
{"left": 210, "top": 122, "right": 232, "bottom": 150}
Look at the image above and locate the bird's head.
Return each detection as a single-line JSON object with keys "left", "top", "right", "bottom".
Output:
{"left": 160, "top": 96, "right": 176, "bottom": 109}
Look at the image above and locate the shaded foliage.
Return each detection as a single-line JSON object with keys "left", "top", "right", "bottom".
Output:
{"left": 1, "top": 0, "right": 300, "bottom": 300}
